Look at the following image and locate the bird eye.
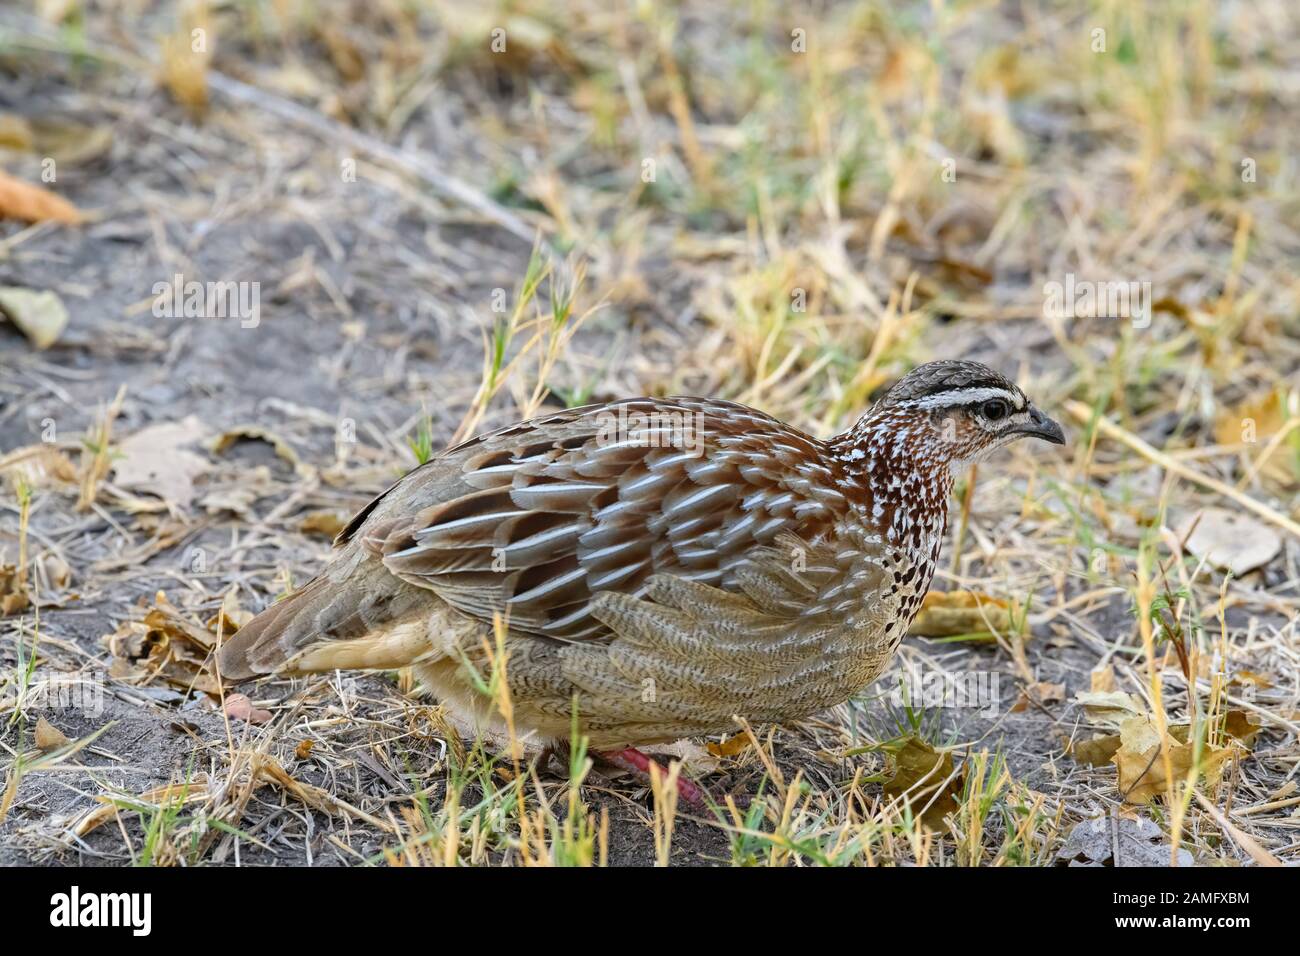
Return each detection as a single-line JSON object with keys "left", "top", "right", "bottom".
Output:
{"left": 981, "top": 400, "right": 1009, "bottom": 421}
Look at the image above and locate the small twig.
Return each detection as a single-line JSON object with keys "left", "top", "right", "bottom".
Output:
{"left": 204, "top": 72, "right": 539, "bottom": 244}
{"left": 1193, "top": 791, "right": 1282, "bottom": 867}
{"left": 1065, "top": 400, "right": 1300, "bottom": 539}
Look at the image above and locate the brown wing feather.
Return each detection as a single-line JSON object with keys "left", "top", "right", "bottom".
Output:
{"left": 346, "top": 397, "right": 852, "bottom": 643}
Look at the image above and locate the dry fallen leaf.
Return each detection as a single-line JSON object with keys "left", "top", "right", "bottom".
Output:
{"left": 1072, "top": 734, "right": 1122, "bottom": 767}
{"left": 34, "top": 715, "right": 70, "bottom": 751}
{"left": 908, "top": 590, "right": 1013, "bottom": 638}
{"left": 1075, "top": 690, "right": 1145, "bottom": 729}
{"left": 159, "top": 31, "right": 210, "bottom": 116}
{"left": 1089, "top": 665, "right": 1116, "bottom": 693}
{"left": 1222, "top": 709, "right": 1263, "bottom": 747}
{"left": 705, "top": 734, "right": 753, "bottom": 758}
{"left": 209, "top": 425, "right": 306, "bottom": 473}
{"left": 0, "top": 444, "right": 78, "bottom": 491}
{"left": 0, "top": 286, "right": 70, "bottom": 349}
{"left": 206, "top": 588, "right": 253, "bottom": 637}
{"left": 0, "top": 168, "right": 83, "bottom": 224}
{"left": 883, "top": 736, "right": 963, "bottom": 827}
{"left": 1176, "top": 508, "right": 1281, "bottom": 576}
{"left": 199, "top": 465, "right": 274, "bottom": 517}
{"left": 1114, "top": 715, "right": 1234, "bottom": 804}
{"left": 1214, "top": 390, "right": 1291, "bottom": 446}
{"left": 111, "top": 417, "right": 211, "bottom": 508}
{"left": 35, "top": 552, "right": 73, "bottom": 593}
{"left": 0, "top": 564, "right": 30, "bottom": 616}
{"left": 1011, "top": 680, "right": 1066, "bottom": 712}
{"left": 1074, "top": 709, "right": 1261, "bottom": 770}
{"left": 103, "top": 591, "right": 225, "bottom": 694}
{"left": 0, "top": 114, "right": 34, "bottom": 150}
{"left": 1056, "top": 814, "right": 1194, "bottom": 867}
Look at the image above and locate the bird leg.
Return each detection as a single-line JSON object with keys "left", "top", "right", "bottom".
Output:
{"left": 594, "top": 747, "right": 706, "bottom": 808}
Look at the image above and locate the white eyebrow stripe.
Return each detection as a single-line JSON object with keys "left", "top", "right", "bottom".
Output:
{"left": 899, "top": 387, "right": 1023, "bottom": 410}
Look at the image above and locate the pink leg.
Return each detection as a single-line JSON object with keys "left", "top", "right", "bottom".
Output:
{"left": 596, "top": 747, "right": 707, "bottom": 808}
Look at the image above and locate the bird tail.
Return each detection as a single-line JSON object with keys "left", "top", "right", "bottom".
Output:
{"left": 216, "top": 559, "right": 431, "bottom": 684}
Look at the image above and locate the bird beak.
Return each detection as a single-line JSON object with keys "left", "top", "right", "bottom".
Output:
{"left": 1014, "top": 406, "right": 1066, "bottom": 445}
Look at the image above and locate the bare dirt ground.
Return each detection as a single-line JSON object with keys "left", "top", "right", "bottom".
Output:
{"left": 1, "top": 1, "right": 1298, "bottom": 866}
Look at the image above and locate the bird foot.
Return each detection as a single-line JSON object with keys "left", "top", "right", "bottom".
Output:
{"left": 594, "top": 747, "right": 707, "bottom": 809}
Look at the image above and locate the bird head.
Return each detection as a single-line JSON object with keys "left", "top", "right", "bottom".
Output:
{"left": 849, "top": 360, "right": 1066, "bottom": 472}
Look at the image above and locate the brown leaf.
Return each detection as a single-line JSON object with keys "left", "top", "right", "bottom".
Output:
{"left": 705, "top": 734, "right": 752, "bottom": 758}
{"left": 209, "top": 425, "right": 304, "bottom": 473}
{"left": 0, "top": 564, "right": 30, "bottom": 616}
{"left": 205, "top": 589, "right": 252, "bottom": 637}
{"left": 0, "top": 169, "right": 83, "bottom": 224}
{"left": 1114, "top": 715, "right": 1233, "bottom": 804}
{"left": 883, "top": 736, "right": 963, "bottom": 827}
{"left": 908, "top": 590, "right": 1013, "bottom": 638}
{"left": 1214, "top": 390, "right": 1290, "bottom": 446}
{"left": 1222, "top": 710, "right": 1262, "bottom": 748}
{"left": 1011, "top": 681, "right": 1065, "bottom": 712}
{"left": 34, "top": 715, "right": 70, "bottom": 751}
{"left": 103, "top": 591, "right": 227, "bottom": 695}
{"left": 159, "top": 31, "right": 209, "bottom": 116}
{"left": 1090, "top": 665, "right": 1116, "bottom": 693}
{"left": 1072, "top": 733, "right": 1121, "bottom": 767}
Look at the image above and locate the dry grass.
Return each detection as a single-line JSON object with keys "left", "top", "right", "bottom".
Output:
{"left": 0, "top": 0, "right": 1297, "bottom": 866}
